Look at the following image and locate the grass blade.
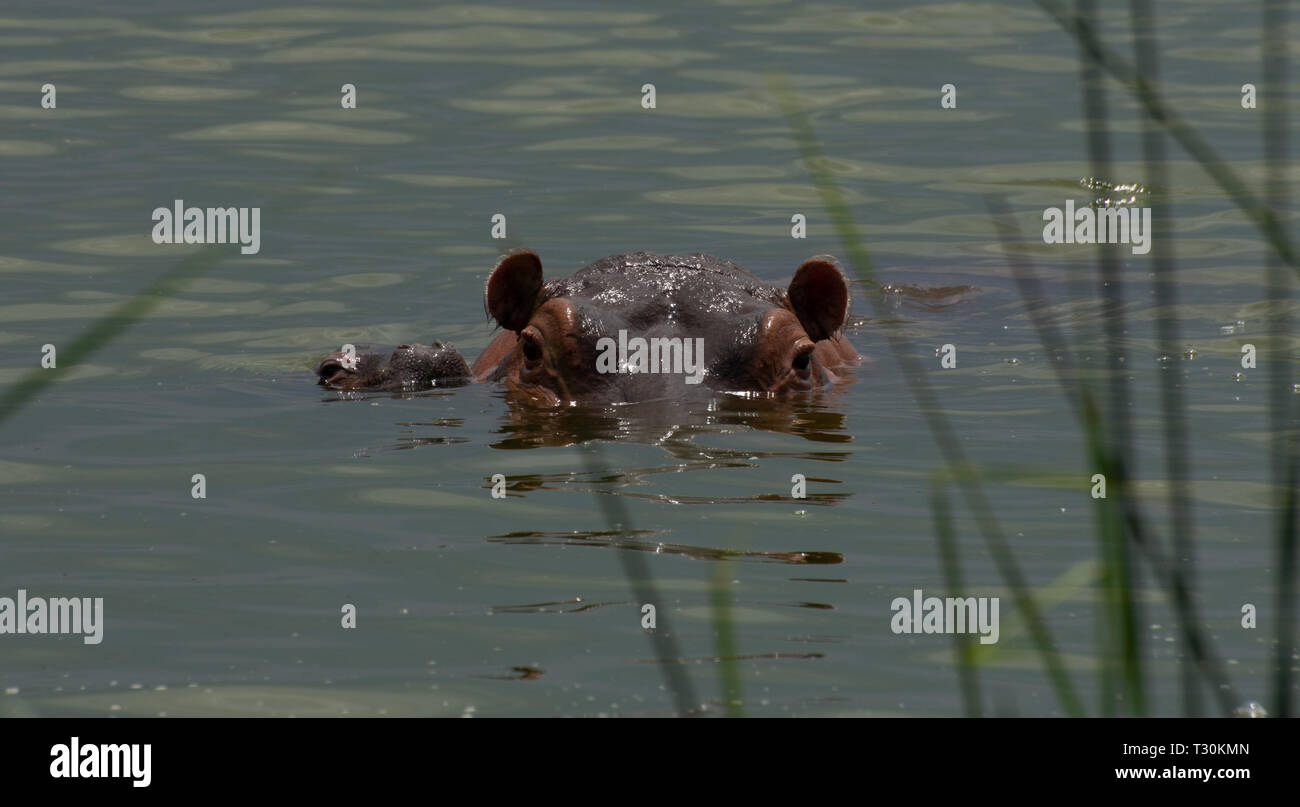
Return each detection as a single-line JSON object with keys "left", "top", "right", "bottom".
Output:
{"left": 768, "top": 70, "right": 1084, "bottom": 716}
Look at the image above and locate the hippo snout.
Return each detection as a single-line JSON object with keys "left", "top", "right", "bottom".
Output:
{"left": 317, "top": 342, "right": 470, "bottom": 391}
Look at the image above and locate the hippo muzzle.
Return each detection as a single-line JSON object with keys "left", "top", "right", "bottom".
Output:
{"left": 317, "top": 342, "right": 470, "bottom": 392}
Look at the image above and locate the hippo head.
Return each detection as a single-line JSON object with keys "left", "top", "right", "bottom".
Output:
{"left": 473, "top": 250, "right": 858, "bottom": 404}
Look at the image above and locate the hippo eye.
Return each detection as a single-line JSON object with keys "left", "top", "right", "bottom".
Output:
{"left": 521, "top": 334, "right": 543, "bottom": 363}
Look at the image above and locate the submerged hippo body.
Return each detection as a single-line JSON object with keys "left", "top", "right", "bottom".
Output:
{"left": 318, "top": 250, "right": 859, "bottom": 404}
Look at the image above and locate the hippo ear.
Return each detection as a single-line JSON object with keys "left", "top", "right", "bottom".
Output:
{"left": 485, "top": 248, "right": 544, "bottom": 332}
{"left": 787, "top": 256, "right": 849, "bottom": 341}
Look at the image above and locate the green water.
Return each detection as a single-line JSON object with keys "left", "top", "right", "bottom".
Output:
{"left": 0, "top": 0, "right": 1295, "bottom": 716}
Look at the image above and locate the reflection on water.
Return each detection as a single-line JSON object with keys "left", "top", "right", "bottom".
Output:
{"left": 489, "top": 529, "right": 844, "bottom": 565}
{"left": 641, "top": 652, "right": 826, "bottom": 664}
{"left": 478, "top": 665, "right": 546, "bottom": 681}
{"left": 490, "top": 597, "right": 630, "bottom": 614}
{"left": 488, "top": 388, "right": 856, "bottom": 449}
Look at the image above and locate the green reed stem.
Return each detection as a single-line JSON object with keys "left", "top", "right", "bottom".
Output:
{"left": 1129, "top": 0, "right": 1200, "bottom": 717}
{"left": 1075, "top": 0, "right": 1144, "bottom": 718}
{"left": 579, "top": 445, "right": 700, "bottom": 716}
{"left": 0, "top": 250, "right": 223, "bottom": 428}
{"left": 710, "top": 555, "right": 744, "bottom": 717}
{"left": 0, "top": 173, "right": 333, "bottom": 429}
{"left": 769, "top": 70, "right": 1084, "bottom": 717}
{"left": 1033, "top": 0, "right": 1298, "bottom": 276}
{"left": 986, "top": 197, "right": 1238, "bottom": 715}
{"left": 1262, "top": 0, "right": 1297, "bottom": 719}
{"left": 931, "top": 475, "right": 983, "bottom": 717}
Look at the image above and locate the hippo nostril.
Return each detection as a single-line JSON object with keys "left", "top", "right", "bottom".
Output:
{"left": 521, "top": 336, "right": 542, "bottom": 363}
{"left": 317, "top": 355, "right": 359, "bottom": 386}
{"left": 792, "top": 350, "right": 811, "bottom": 373}
{"left": 318, "top": 366, "right": 345, "bottom": 386}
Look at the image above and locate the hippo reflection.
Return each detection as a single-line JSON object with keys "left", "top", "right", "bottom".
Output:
{"left": 318, "top": 250, "right": 859, "bottom": 404}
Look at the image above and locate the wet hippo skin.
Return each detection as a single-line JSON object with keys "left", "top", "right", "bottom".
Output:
{"left": 317, "top": 249, "right": 859, "bottom": 404}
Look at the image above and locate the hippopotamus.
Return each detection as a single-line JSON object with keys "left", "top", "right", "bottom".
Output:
{"left": 317, "top": 250, "right": 859, "bottom": 404}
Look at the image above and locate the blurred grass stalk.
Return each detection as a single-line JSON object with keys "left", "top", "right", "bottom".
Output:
{"left": 710, "top": 555, "right": 744, "bottom": 718}
{"left": 1130, "top": 0, "right": 1198, "bottom": 717}
{"left": 1033, "top": 0, "right": 1298, "bottom": 273}
{"left": 1261, "top": 0, "right": 1296, "bottom": 718}
{"left": 931, "top": 475, "right": 983, "bottom": 717}
{"left": 0, "top": 244, "right": 227, "bottom": 429}
{"left": 769, "top": 72, "right": 1085, "bottom": 717}
{"left": 773, "top": 0, "right": 1293, "bottom": 714}
{"left": 1077, "top": 0, "right": 1144, "bottom": 717}
{"left": 1057, "top": 0, "right": 1294, "bottom": 715}
{"left": 986, "top": 198, "right": 1239, "bottom": 715}
{"left": 0, "top": 171, "right": 343, "bottom": 428}
{"left": 580, "top": 445, "right": 700, "bottom": 716}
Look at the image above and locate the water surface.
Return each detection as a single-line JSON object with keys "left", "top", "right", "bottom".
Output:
{"left": 0, "top": 0, "right": 1295, "bottom": 716}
